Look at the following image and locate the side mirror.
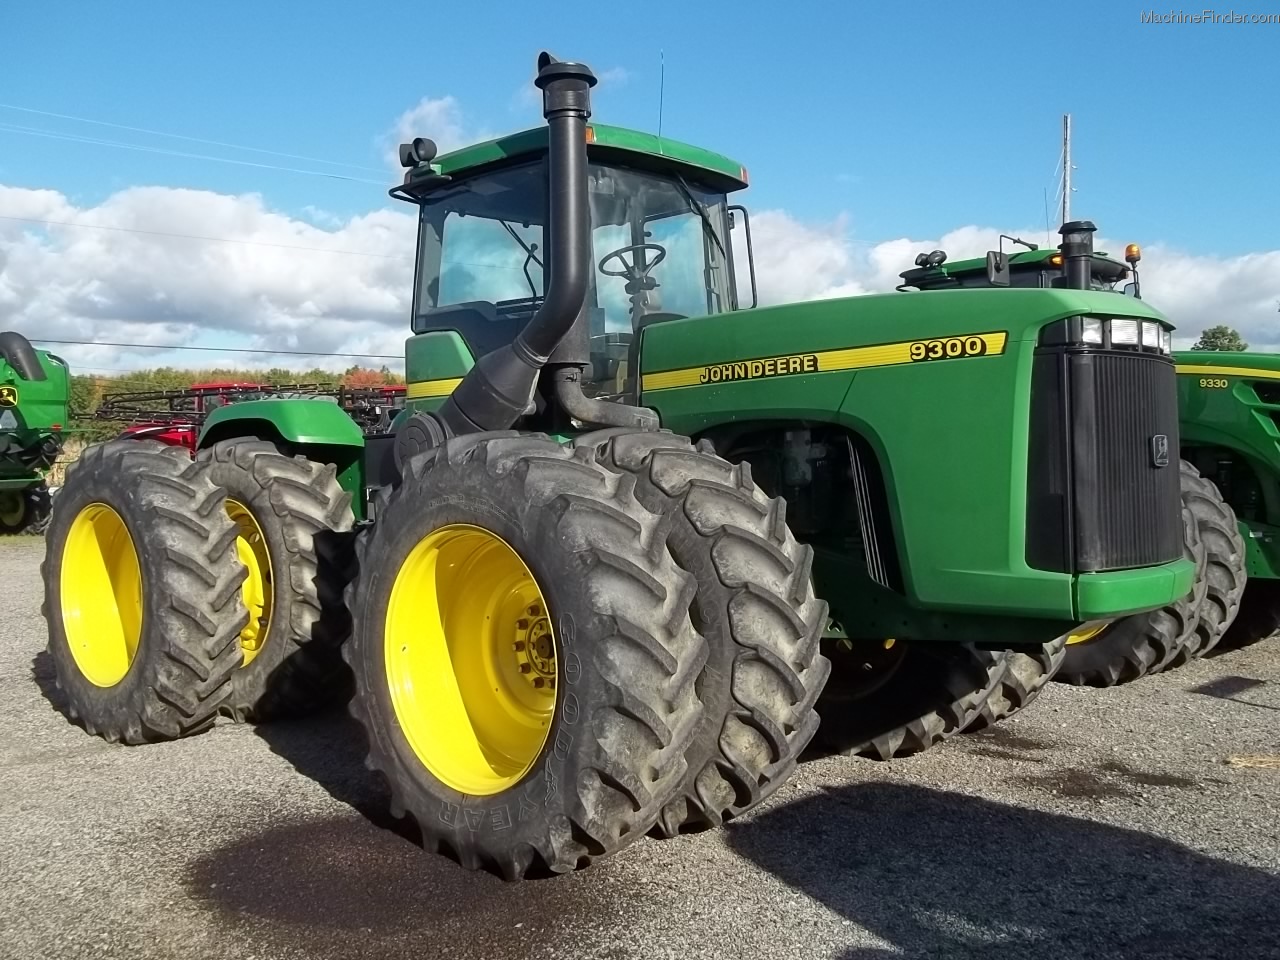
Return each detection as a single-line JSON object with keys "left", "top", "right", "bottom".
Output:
{"left": 1122, "top": 283, "right": 1137, "bottom": 297}
{"left": 986, "top": 251, "right": 1011, "bottom": 287}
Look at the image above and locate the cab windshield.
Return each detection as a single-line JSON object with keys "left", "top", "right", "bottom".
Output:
{"left": 410, "top": 159, "right": 734, "bottom": 354}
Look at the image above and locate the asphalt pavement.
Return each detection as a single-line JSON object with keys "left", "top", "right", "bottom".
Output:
{"left": 1, "top": 537, "right": 1277, "bottom": 960}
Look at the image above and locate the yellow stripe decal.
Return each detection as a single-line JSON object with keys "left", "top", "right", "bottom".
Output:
{"left": 641, "top": 332, "right": 1009, "bottom": 392}
{"left": 1175, "top": 364, "right": 1280, "bottom": 381}
{"left": 406, "top": 377, "right": 463, "bottom": 399}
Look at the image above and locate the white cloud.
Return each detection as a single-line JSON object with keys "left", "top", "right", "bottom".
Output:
{"left": 735, "top": 213, "right": 1280, "bottom": 351}
{"left": 731, "top": 209, "right": 872, "bottom": 305}
{"left": 0, "top": 183, "right": 416, "bottom": 375}
{"left": 382, "top": 95, "right": 494, "bottom": 173}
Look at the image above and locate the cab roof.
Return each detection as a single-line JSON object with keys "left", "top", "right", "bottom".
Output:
{"left": 404, "top": 122, "right": 751, "bottom": 195}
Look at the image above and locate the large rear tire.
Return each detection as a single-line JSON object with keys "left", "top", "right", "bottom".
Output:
{"left": 41, "top": 439, "right": 248, "bottom": 743}
{"left": 580, "top": 429, "right": 830, "bottom": 837}
{"left": 195, "top": 439, "right": 357, "bottom": 722}
{"left": 343, "top": 432, "right": 707, "bottom": 879}
{"left": 813, "top": 636, "right": 1007, "bottom": 760}
{"left": 1054, "top": 458, "right": 1208, "bottom": 687}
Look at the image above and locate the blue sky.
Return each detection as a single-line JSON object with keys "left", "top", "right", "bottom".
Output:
{"left": 2, "top": 0, "right": 1277, "bottom": 258}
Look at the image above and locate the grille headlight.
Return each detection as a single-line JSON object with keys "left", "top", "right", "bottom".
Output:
{"left": 1141, "top": 321, "right": 1161, "bottom": 348}
{"left": 1110, "top": 318, "right": 1140, "bottom": 345}
{"left": 1160, "top": 328, "right": 1172, "bottom": 353}
{"left": 1082, "top": 318, "right": 1104, "bottom": 344}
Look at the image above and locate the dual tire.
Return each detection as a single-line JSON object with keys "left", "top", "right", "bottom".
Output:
{"left": 342, "top": 430, "right": 830, "bottom": 877}
{"left": 42, "top": 437, "right": 356, "bottom": 742}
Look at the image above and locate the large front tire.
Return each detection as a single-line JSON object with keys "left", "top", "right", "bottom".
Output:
{"left": 195, "top": 439, "right": 357, "bottom": 722}
{"left": 41, "top": 440, "right": 248, "bottom": 743}
{"left": 344, "top": 433, "right": 706, "bottom": 879}
{"left": 580, "top": 429, "right": 830, "bottom": 837}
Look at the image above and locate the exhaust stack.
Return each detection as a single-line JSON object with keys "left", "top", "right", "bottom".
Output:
{"left": 1059, "top": 220, "right": 1097, "bottom": 291}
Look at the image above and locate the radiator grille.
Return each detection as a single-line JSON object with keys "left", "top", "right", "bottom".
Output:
{"left": 1027, "top": 348, "right": 1182, "bottom": 573}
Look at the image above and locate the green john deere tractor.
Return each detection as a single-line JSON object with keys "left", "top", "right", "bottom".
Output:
{"left": 898, "top": 234, "right": 1274, "bottom": 685}
{"left": 41, "top": 52, "right": 1193, "bottom": 879}
{"left": 0, "top": 332, "right": 69, "bottom": 535}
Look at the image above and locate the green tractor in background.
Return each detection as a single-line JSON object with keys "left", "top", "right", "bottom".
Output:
{"left": 0, "top": 332, "right": 69, "bottom": 535}
{"left": 41, "top": 52, "right": 1193, "bottom": 879}
{"left": 898, "top": 234, "right": 1275, "bottom": 685}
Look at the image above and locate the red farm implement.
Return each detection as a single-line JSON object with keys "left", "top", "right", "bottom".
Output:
{"left": 95, "top": 381, "right": 406, "bottom": 450}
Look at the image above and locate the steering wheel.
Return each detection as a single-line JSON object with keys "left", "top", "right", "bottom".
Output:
{"left": 598, "top": 243, "right": 667, "bottom": 286}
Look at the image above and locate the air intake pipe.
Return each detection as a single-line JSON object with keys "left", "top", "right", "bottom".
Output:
{"left": 432, "top": 52, "right": 596, "bottom": 436}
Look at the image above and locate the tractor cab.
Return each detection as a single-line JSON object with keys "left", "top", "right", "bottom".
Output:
{"left": 392, "top": 123, "right": 755, "bottom": 400}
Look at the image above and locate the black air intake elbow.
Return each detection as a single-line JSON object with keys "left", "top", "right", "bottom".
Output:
{"left": 434, "top": 52, "right": 597, "bottom": 436}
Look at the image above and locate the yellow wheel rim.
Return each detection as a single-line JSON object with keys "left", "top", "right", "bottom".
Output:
{"left": 226, "top": 499, "right": 273, "bottom": 667}
{"left": 60, "top": 503, "right": 143, "bottom": 687}
{"left": 385, "top": 523, "right": 556, "bottom": 797}
{"left": 0, "top": 492, "right": 25, "bottom": 526}
{"left": 1066, "top": 622, "right": 1110, "bottom": 646}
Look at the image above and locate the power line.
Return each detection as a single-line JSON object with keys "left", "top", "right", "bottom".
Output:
{"left": 0, "top": 103, "right": 386, "bottom": 175}
{"left": 0, "top": 214, "right": 410, "bottom": 260}
{"left": 0, "top": 122, "right": 389, "bottom": 185}
{"left": 32, "top": 337, "right": 402, "bottom": 360}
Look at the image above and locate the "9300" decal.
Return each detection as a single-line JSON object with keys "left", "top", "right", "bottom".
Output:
{"left": 908, "top": 336, "right": 990, "bottom": 362}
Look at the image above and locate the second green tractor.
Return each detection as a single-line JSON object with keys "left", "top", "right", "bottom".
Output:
{"left": 898, "top": 233, "right": 1277, "bottom": 687}
{"left": 40, "top": 52, "right": 1193, "bottom": 878}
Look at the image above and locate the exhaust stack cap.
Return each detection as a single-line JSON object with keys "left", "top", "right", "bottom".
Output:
{"left": 534, "top": 51, "right": 597, "bottom": 117}
{"left": 1059, "top": 219, "right": 1098, "bottom": 246}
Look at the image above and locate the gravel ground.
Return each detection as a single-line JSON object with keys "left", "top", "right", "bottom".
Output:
{"left": 1, "top": 535, "right": 1277, "bottom": 960}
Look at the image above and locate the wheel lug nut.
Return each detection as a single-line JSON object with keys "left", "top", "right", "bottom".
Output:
{"left": 519, "top": 663, "right": 532, "bottom": 674}
{"left": 513, "top": 640, "right": 526, "bottom": 651}
{"left": 517, "top": 619, "right": 529, "bottom": 630}
{"left": 533, "top": 677, "right": 545, "bottom": 688}
{"left": 527, "top": 605, "right": 541, "bottom": 616}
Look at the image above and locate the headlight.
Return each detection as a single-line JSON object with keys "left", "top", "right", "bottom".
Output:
{"left": 1110, "top": 319, "right": 1140, "bottom": 345}
{"left": 1038, "top": 316, "right": 1173, "bottom": 353}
